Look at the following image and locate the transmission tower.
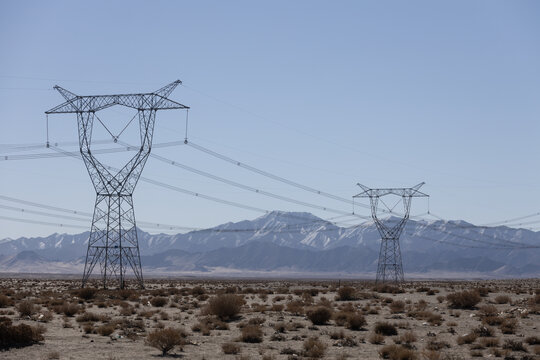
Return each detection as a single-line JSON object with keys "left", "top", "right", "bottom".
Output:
{"left": 46, "top": 81, "right": 189, "bottom": 289}
{"left": 354, "top": 183, "right": 428, "bottom": 284}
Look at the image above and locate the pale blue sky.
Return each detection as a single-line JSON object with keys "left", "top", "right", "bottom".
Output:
{"left": 1, "top": 0, "right": 539, "bottom": 238}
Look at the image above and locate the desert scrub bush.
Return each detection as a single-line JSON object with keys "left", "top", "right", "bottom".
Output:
{"left": 207, "top": 294, "right": 243, "bottom": 321}
{"left": 347, "top": 313, "right": 366, "bottom": 330}
{"left": 303, "top": 337, "right": 326, "bottom": 358}
{"left": 150, "top": 296, "right": 168, "bottom": 307}
{"left": 374, "top": 322, "right": 398, "bottom": 336}
{"left": 0, "top": 319, "right": 45, "bottom": 350}
{"left": 456, "top": 333, "right": 477, "bottom": 345}
{"left": 97, "top": 323, "right": 115, "bottom": 336}
{"left": 336, "top": 286, "right": 357, "bottom": 301}
{"left": 478, "top": 304, "right": 498, "bottom": 317}
{"left": 373, "top": 284, "right": 404, "bottom": 294}
{"left": 389, "top": 300, "right": 406, "bottom": 313}
{"left": 57, "top": 303, "right": 80, "bottom": 317}
{"left": 379, "top": 344, "right": 417, "bottom": 360}
{"left": 499, "top": 318, "right": 518, "bottom": 334}
{"left": 190, "top": 286, "right": 205, "bottom": 296}
{"left": 286, "top": 299, "right": 305, "bottom": 315}
{"left": 222, "top": 342, "right": 240, "bottom": 354}
{"left": 472, "top": 325, "right": 494, "bottom": 337}
{"left": 77, "top": 287, "right": 98, "bottom": 301}
{"left": 306, "top": 306, "right": 332, "bottom": 325}
{"left": 494, "top": 295, "right": 511, "bottom": 304}
{"left": 146, "top": 327, "right": 188, "bottom": 356}
{"left": 240, "top": 324, "right": 263, "bottom": 343}
{"left": 480, "top": 337, "right": 500, "bottom": 348}
{"left": 446, "top": 290, "right": 481, "bottom": 309}
{"left": 399, "top": 331, "right": 417, "bottom": 345}
{"left": 0, "top": 294, "right": 12, "bottom": 308}
{"left": 502, "top": 339, "right": 527, "bottom": 352}
{"left": 425, "top": 340, "right": 450, "bottom": 351}
{"left": 17, "top": 300, "right": 37, "bottom": 317}
{"left": 76, "top": 311, "right": 109, "bottom": 323}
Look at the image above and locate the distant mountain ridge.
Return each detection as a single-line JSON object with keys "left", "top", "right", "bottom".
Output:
{"left": 0, "top": 211, "right": 538, "bottom": 277}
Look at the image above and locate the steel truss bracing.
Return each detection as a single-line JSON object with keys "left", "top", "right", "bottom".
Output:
{"left": 354, "top": 183, "right": 428, "bottom": 284}
{"left": 46, "top": 81, "right": 189, "bottom": 289}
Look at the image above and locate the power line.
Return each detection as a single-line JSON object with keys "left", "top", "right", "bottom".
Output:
{"left": 185, "top": 140, "right": 371, "bottom": 210}
{"left": 148, "top": 150, "right": 370, "bottom": 219}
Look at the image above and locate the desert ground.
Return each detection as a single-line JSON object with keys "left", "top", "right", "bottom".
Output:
{"left": 0, "top": 277, "right": 539, "bottom": 360}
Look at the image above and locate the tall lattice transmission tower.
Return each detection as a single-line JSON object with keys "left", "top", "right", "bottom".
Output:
{"left": 354, "top": 183, "right": 428, "bottom": 284}
{"left": 46, "top": 80, "right": 189, "bottom": 289}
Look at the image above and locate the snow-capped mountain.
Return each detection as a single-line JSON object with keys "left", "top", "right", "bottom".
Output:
{"left": 0, "top": 211, "right": 538, "bottom": 277}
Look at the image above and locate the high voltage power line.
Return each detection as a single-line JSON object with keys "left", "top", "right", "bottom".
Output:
{"left": 1, "top": 142, "right": 540, "bottom": 249}
{"left": 1, "top": 193, "right": 538, "bottom": 249}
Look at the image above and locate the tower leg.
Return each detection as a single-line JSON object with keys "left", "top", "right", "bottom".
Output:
{"left": 82, "top": 194, "right": 143, "bottom": 289}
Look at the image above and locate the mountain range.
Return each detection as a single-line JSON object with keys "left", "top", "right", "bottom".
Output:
{"left": 1, "top": 211, "right": 539, "bottom": 278}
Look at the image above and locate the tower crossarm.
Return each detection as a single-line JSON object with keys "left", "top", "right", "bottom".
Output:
{"left": 45, "top": 81, "right": 189, "bottom": 114}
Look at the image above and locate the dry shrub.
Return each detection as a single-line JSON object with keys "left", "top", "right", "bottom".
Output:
{"left": 379, "top": 344, "right": 417, "bottom": 360}
{"left": 389, "top": 300, "right": 406, "bottom": 313}
{"left": 76, "top": 311, "right": 108, "bottom": 323}
{"left": 97, "top": 324, "right": 115, "bottom": 336}
{"left": 494, "top": 295, "right": 511, "bottom": 304}
{"left": 150, "top": 296, "right": 168, "bottom": 307}
{"left": 146, "top": 327, "right": 188, "bottom": 356}
{"left": 336, "top": 286, "right": 357, "bottom": 301}
{"left": 347, "top": 313, "right": 366, "bottom": 330}
{"left": 446, "top": 290, "right": 481, "bottom": 309}
{"left": 78, "top": 288, "right": 98, "bottom": 301}
{"left": 478, "top": 304, "right": 497, "bottom": 317}
{"left": 456, "top": 333, "right": 477, "bottom": 345}
{"left": 369, "top": 332, "right": 385, "bottom": 344}
{"left": 17, "top": 300, "right": 37, "bottom": 317}
{"left": 525, "top": 336, "right": 540, "bottom": 345}
{"left": 373, "top": 284, "right": 404, "bottom": 294}
{"left": 499, "top": 318, "right": 517, "bottom": 334}
{"left": 306, "top": 306, "right": 332, "bottom": 325}
{"left": 425, "top": 340, "right": 450, "bottom": 351}
{"left": 207, "top": 294, "right": 243, "bottom": 321}
{"left": 399, "top": 331, "right": 417, "bottom": 345}
{"left": 0, "top": 320, "right": 45, "bottom": 350}
{"left": 472, "top": 325, "right": 494, "bottom": 337}
{"left": 502, "top": 339, "right": 527, "bottom": 352}
{"left": 191, "top": 286, "right": 205, "bottom": 296}
{"left": 480, "top": 337, "right": 500, "bottom": 347}
{"left": 408, "top": 310, "right": 442, "bottom": 325}
{"left": 482, "top": 316, "right": 504, "bottom": 326}
{"left": 58, "top": 303, "right": 79, "bottom": 317}
{"left": 303, "top": 337, "right": 326, "bottom": 358}
{"left": 0, "top": 294, "right": 12, "bottom": 308}
{"left": 286, "top": 300, "right": 305, "bottom": 315}
{"left": 222, "top": 342, "right": 240, "bottom": 354}
{"left": 240, "top": 325, "right": 263, "bottom": 343}
{"left": 374, "top": 322, "right": 398, "bottom": 336}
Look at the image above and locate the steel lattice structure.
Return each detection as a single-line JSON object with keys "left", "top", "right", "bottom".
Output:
{"left": 354, "top": 183, "right": 428, "bottom": 284}
{"left": 46, "top": 81, "right": 189, "bottom": 289}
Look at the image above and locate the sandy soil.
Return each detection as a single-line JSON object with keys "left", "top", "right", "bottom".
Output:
{"left": 0, "top": 278, "right": 538, "bottom": 359}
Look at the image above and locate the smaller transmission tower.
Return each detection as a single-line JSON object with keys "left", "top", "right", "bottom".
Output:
{"left": 354, "top": 183, "right": 428, "bottom": 284}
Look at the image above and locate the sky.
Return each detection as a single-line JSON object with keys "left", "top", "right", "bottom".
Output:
{"left": 0, "top": 0, "right": 539, "bottom": 239}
